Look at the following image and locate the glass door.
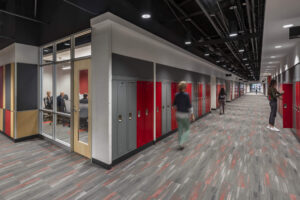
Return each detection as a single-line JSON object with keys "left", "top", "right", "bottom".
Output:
{"left": 74, "top": 59, "right": 91, "bottom": 158}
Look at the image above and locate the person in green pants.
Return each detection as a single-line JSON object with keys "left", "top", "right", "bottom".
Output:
{"left": 173, "top": 81, "right": 195, "bottom": 150}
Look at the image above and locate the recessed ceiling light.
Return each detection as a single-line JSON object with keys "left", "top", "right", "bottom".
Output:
{"left": 242, "top": 58, "right": 247, "bottom": 61}
{"left": 283, "top": 24, "right": 294, "bottom": 29}
{"left": 229, "top": 33, "right": 238, "bottom": 37}
{"left": 185, "top": 41, "right": 192, "bottom": 45}
{"left": 204, "top": 53, "right": 210, "bottom": 56}
{"left": 62, "top": 66, "right": 71, "bottom": 70}
{"left": 141, "top": 13, "right": 151, "bottom": 19}
{"left": 275, "top": 45, "right": 282, "bottom": 49}
{"left": 239, "top": 49, "right": 245, "bottom": 53}
{"left": 216, "top": 60, "right": 220, "bottom": 63}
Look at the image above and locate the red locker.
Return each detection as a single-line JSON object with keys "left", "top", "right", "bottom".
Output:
{"left": 171, "top": 82, "right": 178, "bottom": 130}
{"left": 205, "top": 84, "right": 210, "bottom": 113}
{"left": 137, "top": 81, "right": 154, "bottom": 148}
{"left": 282, "top": 84, "right": 293, "bottom": 128}
{"left": 156, "top": 82, "right": 162, "bottom": 139}
{"left": 198, "top": 83, "right": 203, "bottom": 117}
{"left": 297, "top": 82, "right": 300, "bottom": 137}
{"left": 5, "top": 110, "right": 10, "bottom": 137}
{"left": 186, "top": 83, "right": 192, "bottom": 103}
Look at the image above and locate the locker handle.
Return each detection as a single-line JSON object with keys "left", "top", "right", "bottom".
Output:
{"left": 162, "top": 105, "right": 165, "bottom": 109}
{"left": 157, "top": 107, "right": 159, "bottom": 112}
{"left": 118, "top": 114, "right": 122, "bottom": 122}
{"left": 145, "top": 109, "right": 149, "bottom": 116}
{"left": 138, "top": 111, "right": 141, "bottom": 118}
{"left": 129, "top": 113, "right": 132, "bottom": 120}
{"left": 284, "top": 104, "right": 287, "bottom": 109}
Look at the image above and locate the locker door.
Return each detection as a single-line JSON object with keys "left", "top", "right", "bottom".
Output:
{"left": 127, "top": 81, "right": 137, "bottom": 151}
{"left": 161, "top": 82, "right": 167, "bottom": 135}
{"left": 171, "top": 82, "right": 178, "bottom": 130}
{"left": 145, "top": 81, "right": 154, "bottom": 144}
{"left": 156, "top": 82, "right": 162, "bottom": 139}
{"left": 198, "top": 83, "right": 202, "bottom": 117}
{"left": 5, "top": 110, "right": 10, "bottom": 137}
{"left": 202, "top": 84, "right": 206, "bottom": 115}
{"left": 186, "top": 83, "right": 192, "bottom": 102}
{"left": 137, "top": 81, "right": 145, "bottom": 148}
{"left": 116, "top": 81, "right": 128, "bottom": 157}
{"left": 297, "top": 83, "right": 300, "bottom": 137}
{"left": 166, "top": 82, "right": 172, "bottom": 132}
{"left": 193, "top": 83, "right": 198, "bottom": 118}
{"left": 112, "top": 80, "right": 118, "bottom": 160}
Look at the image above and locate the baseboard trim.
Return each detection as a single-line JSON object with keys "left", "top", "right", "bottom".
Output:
{"left": 0, "top": 131, "right": 39, "bottom": 143}
{"left": 92, "top": 158, "right": 112, "bottom": 170}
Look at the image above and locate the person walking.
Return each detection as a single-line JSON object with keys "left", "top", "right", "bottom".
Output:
{"left": 218, "top": 88, "right": 226, "bottom": 115}
{"left": 173, "top": 81, "right": 195, "bottom": 150}
{"left": 267, "top": 79, "right": 284, "bottom": 131}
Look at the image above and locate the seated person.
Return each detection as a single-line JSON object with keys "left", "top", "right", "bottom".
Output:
{"left": 57, "top": 92, "right": 66, "bottom": 112}
{"left": 80, "top": 94, "right": 88, "bottom": 104}
{"left": 44, "top": 91, "right": 53, "bottom": 109}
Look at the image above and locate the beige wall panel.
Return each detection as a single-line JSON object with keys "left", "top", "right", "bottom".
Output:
{"left": 0, "top": 109, "right": 3, "bottom": 132}
{"left": 16, "top": 110, "right": 38, "bottom": 139}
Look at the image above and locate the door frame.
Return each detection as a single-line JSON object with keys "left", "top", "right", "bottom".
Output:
{"left": 73, "top": 58, "right": 92, "bottom": 158}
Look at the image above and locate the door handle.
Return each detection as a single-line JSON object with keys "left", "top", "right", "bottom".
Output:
{"left": 118, "top": 114, "right": 122, "bottom": 122}
{"left": 129, "top": 113, "right": 132, "bottom": 120}
{"left": 138, "top": 110, "right": 141, "bottom": 118}
{"left": 145, "top": 109, "right": 149, "bottom": 116}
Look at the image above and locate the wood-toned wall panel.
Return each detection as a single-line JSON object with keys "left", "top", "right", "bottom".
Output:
{"left": 16, "top": 110, "right": 38, "bottom": 139}
{"left": 0, "top": 109, "right": 3, "bottom": 132}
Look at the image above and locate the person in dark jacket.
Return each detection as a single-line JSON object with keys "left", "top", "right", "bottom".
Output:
{"left": 267, "top": 80, "right": 284, "bottom": 131}
{"left": 173, "top": 81, "right": 195, "bottom": 150}
{"left": 44, "top": 91, "right": 53, "bottom": 110}
{"left": 218, "top": 88, "right": 226, "bottom": 115}
{"left": 57, "top": 92, "right": 66, "bottom": 112}
{"left": 80, "top": 94, "right": 88, "bottom": 104}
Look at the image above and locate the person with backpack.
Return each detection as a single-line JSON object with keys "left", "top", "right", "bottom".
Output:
{"left": 218, "top": 88, "right": 226, "bottom": 115}
{"left": 267, "top": 79, "right": 284, "bottom": 131}
{"left": 173, "top": 81, "right": 195, "bottom": 150}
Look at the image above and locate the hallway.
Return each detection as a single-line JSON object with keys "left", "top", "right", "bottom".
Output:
{"left": 0, "top": 94, "right": 300, "bottom": 200}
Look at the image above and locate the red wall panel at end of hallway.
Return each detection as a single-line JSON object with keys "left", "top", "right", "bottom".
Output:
{"left": 156, "top": 82, "right": 162, "bottom": 139}
{"left": 5, "top": 110, "right": 10, "bottom": 137}
{"left": 282, "top": 84, "right": 293, "bottom": 128}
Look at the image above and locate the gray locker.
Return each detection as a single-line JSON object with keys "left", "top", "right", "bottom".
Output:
{"left": 112, "top": 80, "right": 137, "bottom": 160}
{"left": 161, "top": 82, "right": 172, "bottom": 135}
{"left": 166, "top": 83, "right": 172, "bottom": 133}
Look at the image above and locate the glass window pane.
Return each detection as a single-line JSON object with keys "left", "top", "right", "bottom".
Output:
{"left": 56, "top": 62, "right": 71, "bottom": 114}
{"left": 42, "top": 65, "right": 53, "bottom": 111}
{"left": 78, "top": 69, "right": 89, "bottom": 144}
{"left": 42, "top": 111, "right": 53, "bottom": 137}
{"left": 42, "top": 46, "right": 53, "bottom": 64}
{"left": 75, "top": 33, "right": 91, "bottom": 59}
{"left": 56, "top": 114, "right": 71, "bottom": 144}
{"left": 56, "top": 39, "right": 71, "bottom": 62}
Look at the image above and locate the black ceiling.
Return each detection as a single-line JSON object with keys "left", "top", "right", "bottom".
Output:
{"left": 0, "top": 0, "right": 265, "bottom": 80}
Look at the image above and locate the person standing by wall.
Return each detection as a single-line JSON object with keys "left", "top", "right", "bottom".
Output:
{"left": 267, "top": 80, "right": 284, "bottom": 131}
{"left": 218, "top": 88, "right": 226, "bottom": 115}
{"left": 173, "top": 81, "right": 195, "bottom": 150}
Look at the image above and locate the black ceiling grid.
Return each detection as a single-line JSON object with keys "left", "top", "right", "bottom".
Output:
{"left": 0, "top": 0, "right": 265, "bottom": 81}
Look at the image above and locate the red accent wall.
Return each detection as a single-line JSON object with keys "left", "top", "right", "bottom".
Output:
{"left": 80, "top": 70, "right": 88, "bottom": 94}
{"left": 5, "top": 110, "right": 10, "bottom": 137}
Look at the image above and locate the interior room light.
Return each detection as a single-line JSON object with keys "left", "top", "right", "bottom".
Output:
{"left": 64, "top": 42, "right": 70, "bottom": 46}
{"left": 275, "top": 45, "right": 282, "bottom": 49}
{"left": 216, "top": 60, "right": 220, "bottom": 63}
{"left": 229, "top": 33, "right": 238, "bottom": 37}
{"left": 185, "top": 41, "right": 192, "bottom": 45}
{"left": 62, "top": 66, "right": 71, "bottom": 70}
{"left": 43, "top": 49, "right": 49, "bottom": 52}
{"left": 239, "top": 49, "right": 245, "bottom": 53}
{"left": 242, "top": 58, "right": 247, "bottom": 61}
{"left": 141, "top": 13, "right": 151, "bottom": 19}
{"left": 204, "top": 53, "right": 210, "bottom": 56}
{"left": 283, "top": 24, "right": 294, "bottom": 29}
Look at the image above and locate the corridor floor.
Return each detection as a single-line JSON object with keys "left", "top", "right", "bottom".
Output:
{"left": 1, "top": 94, "right": 300, "bottom": 200}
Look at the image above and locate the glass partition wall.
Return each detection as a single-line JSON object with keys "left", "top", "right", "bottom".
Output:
{"left": 39, "top": 30, "right": 91, "bottom": 147}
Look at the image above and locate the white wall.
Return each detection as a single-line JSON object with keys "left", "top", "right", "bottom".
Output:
{"left": 15, "top": 43, "right": 39, "bottom": 65}
{"left": 0, "top": 44, "right": 15, "bottom": 66}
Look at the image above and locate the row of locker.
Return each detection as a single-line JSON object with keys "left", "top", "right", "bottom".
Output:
{"left": 112, "top": 80, "right": 211, "bottom": 160}
{"left": 216, "top": 84, "right": 225, "bottom": 108}
{"left": 295, "top": 82, "right": 300, "bottom": 138}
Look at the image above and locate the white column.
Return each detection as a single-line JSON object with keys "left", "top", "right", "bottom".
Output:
{"left": 211, "top": 76, "right": 216, "bottom": 109}
{"left": 91, "top": 21, "right": 112, "bottom": 165}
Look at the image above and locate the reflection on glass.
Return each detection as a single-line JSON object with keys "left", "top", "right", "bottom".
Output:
{"left": 42, "top": 65, "right": 53, "bottom": 111}
{"left": 78, "top": 69, "right": 89, "bottom": 144}
{"left": 56, "top": 62, "right": 71, "bottom": 114}
{"left": 75, "top": 32, "right": 91, "bottom": 59}
{"left": 56, "top": 39, "right": 71, "bottom": 62}
{"left": 42, "top": 46, "right": 53, "bottom": 64}
{"left": 42, "top": 111, "right": 53, "bottom": 137}
{"left": 56, "top": 114, "right": 71, "bottom": 144}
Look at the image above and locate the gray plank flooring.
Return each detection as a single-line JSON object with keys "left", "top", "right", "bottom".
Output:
{"left": 1, "top": 94, "right": 300, "bottom": 200}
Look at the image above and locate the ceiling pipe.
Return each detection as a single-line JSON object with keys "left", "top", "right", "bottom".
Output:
{"left": 63, "top": 0, "right": 97, "bottom": 15}
{"left": 34, "top": 0, "right": 37, "bottom": 17}
{"left": 245, "top": 0, "right": 256, "bottom": 66}
{"left": 0, "top": 9, "right": 46, "bottom": 24}
{"left": 194, "top": 0, "right": 246, "bottom": 70}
